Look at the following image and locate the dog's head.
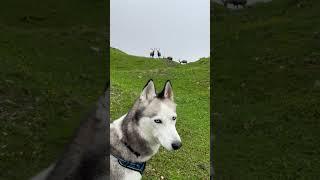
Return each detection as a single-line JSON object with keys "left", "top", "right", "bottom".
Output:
{"left": 137, "top": 79, "right": 182, "bottom": 151}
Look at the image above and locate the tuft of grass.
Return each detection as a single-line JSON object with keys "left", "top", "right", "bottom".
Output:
{"left": 212, "top": 0, "right": 320, "bottom": 178}
{"left": 110, "top": 48, "right": 210, "bottom": 179}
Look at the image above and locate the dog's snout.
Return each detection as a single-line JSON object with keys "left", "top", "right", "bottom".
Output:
{"left": 171, "top": 141, "right": 182, "bottom": 150}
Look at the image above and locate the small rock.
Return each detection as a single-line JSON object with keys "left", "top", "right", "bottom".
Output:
{"left": 160, "top": 176, "right": 164, "bottom": 179}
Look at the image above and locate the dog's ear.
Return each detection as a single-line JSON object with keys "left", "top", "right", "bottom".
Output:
{"left": 158, "top": 80, "right": 174, "bottom": 101}
{"left": 140, "top": 79, "right": 156, "bottom": 101}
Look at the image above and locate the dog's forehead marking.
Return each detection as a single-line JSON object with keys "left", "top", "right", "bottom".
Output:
{"left": 142, "top": 98, "right": 176, "bottom": 118}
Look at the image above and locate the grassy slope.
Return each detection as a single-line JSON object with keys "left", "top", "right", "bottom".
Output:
{"left": 213, "top": 0, "right": 320, "bottom": 179}
{"left": 0, "top": 0, "right": 107, "bottom": 179}
{"left": 110, "top": 48, "right": 210, "bottom": 179}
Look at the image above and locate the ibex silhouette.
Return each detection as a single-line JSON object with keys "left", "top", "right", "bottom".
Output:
{"left": 150, "top": 48, "right": 155, "bottom": 58}
{"left": 156, "top": 49, "right": 161, "bottom": 58}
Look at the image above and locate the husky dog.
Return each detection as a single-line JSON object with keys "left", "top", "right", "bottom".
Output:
{"left": 31, "top": 83, "right": 109, "bottom": 180}
{"left": 110, "top": 79, "right": 182, "bottom": 180}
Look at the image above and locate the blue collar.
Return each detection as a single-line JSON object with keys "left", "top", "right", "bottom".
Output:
{"left": 112, "top": 155, "right": 146, "bottom": 174}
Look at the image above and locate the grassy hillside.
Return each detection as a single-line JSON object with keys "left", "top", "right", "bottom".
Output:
{"left": 110, "top": 48, "right": 210, "bottom": 179}
{"left": 0, "top": 0, "right": 107, "bottom": 179}
{"left": 213, "top": 0, "right": 320, "bottom": 178}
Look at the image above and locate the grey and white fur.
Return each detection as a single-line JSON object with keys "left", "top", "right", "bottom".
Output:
{"left": 110, "top": 80, "right": 182, "bottom": 180}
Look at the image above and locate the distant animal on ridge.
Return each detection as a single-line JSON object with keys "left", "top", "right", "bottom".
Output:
{"left": 222, "top": 0, "right": 247, "bottom": 8}
{"left": 178, "top": 60, "right": 187, "bottom": 64}
{"left": 167, "top": 57, "right": 173, "bottom": 61}
{"left": 156, "top": 49, "right": 161, "bottom": 58}
{"left": 150, "top": 49, "right": 155, "bottom": 58}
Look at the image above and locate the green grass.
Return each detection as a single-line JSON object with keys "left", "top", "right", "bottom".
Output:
{"left": 0, "top": 0, "right": 107, "bottom": 179}
{"left": 110, "top": 48, "right": 210, "bottom": 179}
{"left": 213, "top": 0, "right": 320, "bottom": 178}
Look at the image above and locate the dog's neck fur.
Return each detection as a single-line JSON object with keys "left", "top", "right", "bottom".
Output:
{"left": 110, "top": 99, "right": 160, "bottom": 163}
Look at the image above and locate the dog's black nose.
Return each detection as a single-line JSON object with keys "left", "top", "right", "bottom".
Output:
{"left": 171, "top": 141, "right": 182, "bottom": 150}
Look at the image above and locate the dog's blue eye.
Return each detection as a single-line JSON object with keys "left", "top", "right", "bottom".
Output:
{"left": 154, "top": 119, "right": 162, "bottom": 123}
{"left": 172, "top": 116, "right": 176, "bottom": 121}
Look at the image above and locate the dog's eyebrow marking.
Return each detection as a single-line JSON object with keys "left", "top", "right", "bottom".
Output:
{"left": 137, "top": 110, "right": 157, "bottom": 119}
{"left": 147, "top": 113, "right": 157, "bottom": 118}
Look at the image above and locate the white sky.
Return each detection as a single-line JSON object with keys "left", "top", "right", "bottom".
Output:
{"left": 110, "top": 0, "right": 210, "bottom": 62}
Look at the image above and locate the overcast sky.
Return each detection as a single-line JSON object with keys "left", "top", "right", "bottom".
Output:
{"left": 111, "top": 0, "right": 210, "bottom": 62}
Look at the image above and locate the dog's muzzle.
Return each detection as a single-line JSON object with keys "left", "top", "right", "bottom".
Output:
{"left": 171, "top": 141, "right": 182, "bottom": 150}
